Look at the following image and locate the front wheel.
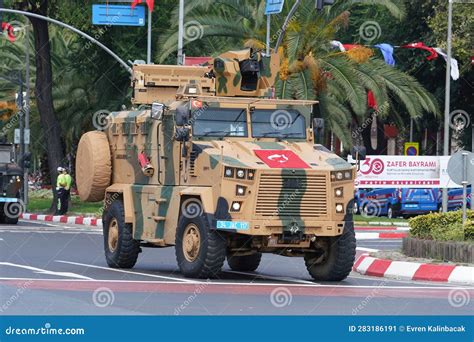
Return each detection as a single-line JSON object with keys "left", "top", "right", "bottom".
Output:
{"left": 304, "top": 222, "right": 356, "bottom": 281}
{"left": 103, "top": 200, "right": 140, "bottom": 269}
{"left": 175, "top": 204, "right": 227, "bottom": 278}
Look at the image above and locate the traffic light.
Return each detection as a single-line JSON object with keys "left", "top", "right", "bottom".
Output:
{"left": 20, "top": 152, "right": 31, "bottom": 169}
{"left": 316, "top": 0, "right": 334, "bottom": 11}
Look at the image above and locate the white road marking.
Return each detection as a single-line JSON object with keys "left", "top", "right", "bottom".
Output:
{"left": 0, "top": 262, "right": 93, "bottom": 280}
{"left": 0, "top": 277, "right": 471, "bottom": 290}
{"left": 224, "top": 270, "right": 318, "bottom": 285}
{"left": 356, "top": 247, "right": 379, "bottom": 253}
{"left": 55, "top": 260, "right": 196, "bottom": 283}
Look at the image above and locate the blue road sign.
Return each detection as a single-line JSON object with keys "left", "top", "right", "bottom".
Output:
{"left": 265, "top": 0, "right": 285, "bottom": 15}
{"left": 92, "top": 4, "right": 145, "bottom": 26}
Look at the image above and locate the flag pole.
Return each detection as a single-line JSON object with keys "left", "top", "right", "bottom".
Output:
{"left": 442, "top": 0, "right": 453, "bottom": 213}
{"left": 147, "top": 8, "right": 152, "bottom": 64}
{"left": 177, "top": 0, "right": 184, "bottom": 65}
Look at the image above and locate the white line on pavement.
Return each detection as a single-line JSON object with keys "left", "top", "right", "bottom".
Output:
{"left": 55, "top": 260, "right": 196, "bottom": 283}
{"left": 223, "top": 270, "right": 318, "bottom": 285}
{"left": 0, "top": 262, "right": 93, "bottom": 280}
{"left": 0, "top": 277, "right": 471, "bottom": 290}
{"left": 356, "top": 247, "right": 380, "bottom": 253}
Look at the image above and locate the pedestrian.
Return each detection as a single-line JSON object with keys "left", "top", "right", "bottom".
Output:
{"left": 61, "top": 168, "right": 73, "bottom": 215}
{"left": 55, "top": 167, "right": 66, "bottom": 215}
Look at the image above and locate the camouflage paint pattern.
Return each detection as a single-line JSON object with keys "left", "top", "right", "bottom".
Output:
{"left": 93, "top": 48, "right": 354, "bottom": 252}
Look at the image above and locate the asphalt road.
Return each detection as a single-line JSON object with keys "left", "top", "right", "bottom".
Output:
{"left": 0, "top": 221, "right": 472, "bottom": 316}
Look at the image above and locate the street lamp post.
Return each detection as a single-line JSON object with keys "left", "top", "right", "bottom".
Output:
{"left": 177, "top": 0, "right": 184, "bottom": 65}
{"left": 442, "top": 0, "right": 454, "bottom": 213}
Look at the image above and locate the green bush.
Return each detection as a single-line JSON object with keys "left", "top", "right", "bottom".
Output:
{"left": 409, "top": 210, "right": 474, "bottom": 241}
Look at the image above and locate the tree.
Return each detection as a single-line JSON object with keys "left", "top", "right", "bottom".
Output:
{"left": 158, "top": 0, "right": 439, "bottom": 147}
{"left": 10, "top": 0, "right": 65, "bottom": 211}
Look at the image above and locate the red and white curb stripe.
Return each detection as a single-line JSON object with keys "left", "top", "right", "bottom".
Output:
{"left": 20, "top": 213, "right": 102, "bottom": 227}
{"left": 355, "top": 232, "right": 408, "bottom": 239}
{"left": 353, "top": 253, "right": 474, "bottom": 285}
{"left": 355, "top": 226, "right": 410, "bottom": 231}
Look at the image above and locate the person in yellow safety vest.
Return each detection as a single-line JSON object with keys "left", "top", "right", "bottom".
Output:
{"left": 56, "top": 167, "right": 73, "bottom": 215}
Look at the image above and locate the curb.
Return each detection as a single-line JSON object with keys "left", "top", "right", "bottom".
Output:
{"left": 20, "top": 213, "right": 102, "bottom": 227}
{"left": 355, "top": 226, "right": 410, "bottom": 232}
{"left": 355, "top": 221, "right": 410, "bottom": 227}
{"left": 355, "top": 232, "right": 408, "bottom": 240}
{"left": 353, "top": 253, "right": 474, "bottom": 285}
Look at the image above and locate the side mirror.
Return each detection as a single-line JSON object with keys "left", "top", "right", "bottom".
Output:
{"left": 176, "top": 105, "right": 190, "bottom": 126}
{"left": 151, "top": 102, "right": 164, "bottom": 120}
{"left": 351, "top": 146, "right": 366, "bottom": 161}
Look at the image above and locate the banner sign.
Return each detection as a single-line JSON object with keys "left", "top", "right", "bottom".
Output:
{"left": 92, "top": 4, "right": 145, "bottom": 26}
{"left": 351, "top": 155, "right": 461, "bottom": 189}
{"left": 265, "top": 0, "right": 285, "bottom": 15}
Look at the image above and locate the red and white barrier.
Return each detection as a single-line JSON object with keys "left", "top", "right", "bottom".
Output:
{"left": 20, "top": 213, "right": 102, "bottom": 227}
{"left": 353, "top": 253, "right": 474, "bottom": 285}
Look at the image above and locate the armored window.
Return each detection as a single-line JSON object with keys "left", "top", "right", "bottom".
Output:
{"left": 122, "top": 122, "right": 138, "bottom": 135}
{"left": 251, "top": 109, "right": 306, "bottom": 139}
{"left": 140, "top": 121, "right": 150, "bottom": 135}
{"left": 192, "top": 108, "right": 248, "bottom": 138}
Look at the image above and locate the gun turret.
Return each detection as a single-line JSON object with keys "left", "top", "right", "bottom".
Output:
{"left": 131, "top": 49, "right": 280, "bottom": 105}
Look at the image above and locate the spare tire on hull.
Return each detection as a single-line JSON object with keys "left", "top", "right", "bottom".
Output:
{"left": 76, "top": 131, "right": 112, "bottom": 202}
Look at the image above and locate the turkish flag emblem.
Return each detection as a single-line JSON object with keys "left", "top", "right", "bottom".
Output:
{"left": 254, "top": 150, "right": 310, "bottom": 169}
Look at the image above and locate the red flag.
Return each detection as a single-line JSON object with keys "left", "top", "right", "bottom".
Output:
{"left": 367, "top": 91, "right": 377, "bottom": 110}
{"left": 131, "top": 0, "right": 154, "bottom": 12}
{"left": 401, "top": 42, "right": 438, "bottom": 61}
{"left": 1, "top": 22, "right": 15, "bottom": 43}
{"left": 254, "top": 150, "right": 310, "bottom": 169}
{"left": 342, "top": 44, "right": 361, "bottom": 51}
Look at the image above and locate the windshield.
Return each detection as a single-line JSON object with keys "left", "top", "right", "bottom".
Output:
{"left": 0, "top": 148, "right": 11, "bottom": 164}
{"left": 192, "top": 108, "right": 248, "bottom": 137}
{"left": 252, "top": 109, "right": 306, "bottom": 139}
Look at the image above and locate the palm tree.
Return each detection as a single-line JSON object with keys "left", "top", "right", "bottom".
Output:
{"left": 158, "top": 0, "right": 439, "bottom": 146}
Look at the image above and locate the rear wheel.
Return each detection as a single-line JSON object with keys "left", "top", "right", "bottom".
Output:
{"left": 103, "top": 200, "right": 140, "bottom": 268}
{"left": 304, "top": 222, "right": 356, "bottom": 281}
{"left": 387, "top": 204, "right": 397, "bottom": 219}
{"left": 175, "top": 201, "right": 227, "bottom": 278}
{"left": 227, "top": 253, "right": 262, "bottom": 272}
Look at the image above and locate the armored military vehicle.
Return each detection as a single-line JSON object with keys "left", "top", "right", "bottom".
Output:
{"left": 0, "top": 141, "right": 22, "bottom": 224}
{"left": 76, "top": 49, "right": 363, "bottom": 281}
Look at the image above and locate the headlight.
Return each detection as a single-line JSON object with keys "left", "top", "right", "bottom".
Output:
{"left": 336, "top": 203, "right": 344, "bottom": 213}
{"left": 335, "top": 188, "right": 343, "bottom": 197}
{"left": 224, "top": 167, "right": 234, "bottom": 178}
{"left": 331, "top": 170, "right": 352, "bottom": 182}
{"left": 236, "top": 169, "right": 245, "bottom": 179}
{"left": 236, "top": 185, "right": 246, "bottom": 196}
{"left": 231, "top": 201, "right": 242, "bottom": 212}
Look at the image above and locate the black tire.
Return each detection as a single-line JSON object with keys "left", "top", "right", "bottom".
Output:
{"left": 353, "top": 201, "right": 360, "bottom": 215}
{"left": 387, "top": 204, "right": 395, "bottom": 219}
{"left": 175, "top": 208, "right": 227, "bottom": 279}
{"left": 227, "top": 253, "right": 262, "bottom": 272}
{"left": 304, "top": 222, "right": 356, "bottom": 281}
{"left": 2, "top": 202, "right": 20, "bottom": 225}
{"left": 103, "top": 200, "right": 140, "bottom": 269}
